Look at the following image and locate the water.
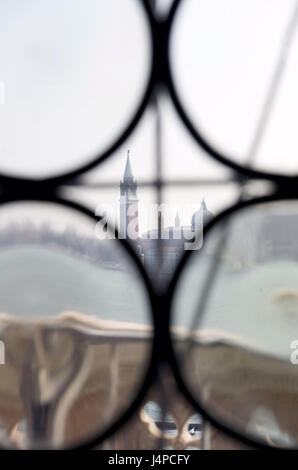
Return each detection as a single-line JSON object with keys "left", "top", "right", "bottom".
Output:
{"left": 0, "top": 244, "right": 150, "bottom": 325}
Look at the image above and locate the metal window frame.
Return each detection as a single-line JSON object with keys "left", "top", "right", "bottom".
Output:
{"left": 0, "top": 0, "right": 297, "bottom": 450}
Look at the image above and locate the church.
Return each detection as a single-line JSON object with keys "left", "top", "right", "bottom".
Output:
{"left": 119, "top": 151, "right": 213, "bottom": 279}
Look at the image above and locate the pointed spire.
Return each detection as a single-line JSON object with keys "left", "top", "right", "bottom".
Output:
{"left": 201, "top": 197, "right": 207, "bottom": 210}
{"left": 124, "top": 149, "right": 134, "bottom": 180}
{"left": 158, "top": 210, "right": 164, "bottom": 239}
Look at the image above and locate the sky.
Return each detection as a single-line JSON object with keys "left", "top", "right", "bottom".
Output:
{"left": 0, "top": 0, "right": 150, "bottom": 177}
{"left": 0, "top": 0, "right": 297, "bottom": 232}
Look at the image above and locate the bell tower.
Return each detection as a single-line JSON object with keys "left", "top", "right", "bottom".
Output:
{"left": 119, "top": 150, "right": 139, "bottom": 239}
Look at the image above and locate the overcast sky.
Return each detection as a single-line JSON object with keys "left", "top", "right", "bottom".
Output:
{"left": 0, "top": 0, "right": 297, "bottom": 231}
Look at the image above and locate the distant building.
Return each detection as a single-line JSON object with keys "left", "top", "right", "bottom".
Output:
{"left": 119, "top": 152, "right": 213, "bottom": 279}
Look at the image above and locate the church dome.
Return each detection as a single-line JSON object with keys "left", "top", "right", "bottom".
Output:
{"left": 191, "top": 198, "right": 213, "bottom": 231}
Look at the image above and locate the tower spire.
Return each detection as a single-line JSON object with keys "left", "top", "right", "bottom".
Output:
{"left": 124, "top": 149, "right": 133, "bottom": 180}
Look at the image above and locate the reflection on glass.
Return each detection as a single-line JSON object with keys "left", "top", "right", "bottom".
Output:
{"left": 172, "top": 201, "right": 298, "bottom": 448}
{"left": 0, "top": 202, "right": 152, "bottom": 449}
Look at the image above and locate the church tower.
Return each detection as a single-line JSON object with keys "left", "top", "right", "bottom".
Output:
{"left": 119, "top": 150, "right": 139, "bottom": 239}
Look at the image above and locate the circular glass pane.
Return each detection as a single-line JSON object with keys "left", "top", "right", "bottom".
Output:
{"left": 171, "top": 0, "right": 298, "bottom": 176}
{"left": 172, "top": 200, "right": 298, "bottom": 448}
{"left": 0, "top": 0, "right": 150, "bottom": 179}
{"left": 0, "top": 201, "right": 152, "bottom": 449}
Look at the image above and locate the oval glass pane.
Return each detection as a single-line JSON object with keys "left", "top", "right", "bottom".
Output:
{"left": 172, "top": 200, "right": 298, "bottom": 448}
{"left": 0, "top": 202, "right": 152, "bottom": 449}
{"left": 171, "top": 0, "right": 298, "bottom": 176}
{"left": 0, "top": 0, "right": 150, "bottom": 178}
